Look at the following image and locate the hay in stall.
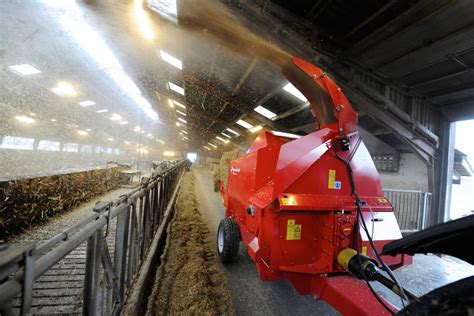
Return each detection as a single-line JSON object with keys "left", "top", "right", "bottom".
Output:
{"left": 0, "top": 167, "right": 127, "bottom": 242}
{"left": 213, "top": 149, "right": 245, "bottom": 191}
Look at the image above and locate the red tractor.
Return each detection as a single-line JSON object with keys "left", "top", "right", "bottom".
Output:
{"left": 216, "top": 57, "right": 413, "bottom": 315}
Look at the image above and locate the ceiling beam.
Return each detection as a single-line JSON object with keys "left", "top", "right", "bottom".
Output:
{"left": 348, "top": 0, "right": 450, "bottom": 56}
{"left": 183, "top": 74, "right": 287, "bottom": 131}
{"left": 345, "top": 0, "right": 398, "bottom": 38}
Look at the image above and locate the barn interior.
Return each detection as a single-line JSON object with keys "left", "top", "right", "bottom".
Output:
{"left": 1, "top": 0, "right": 473, "bottom": 315}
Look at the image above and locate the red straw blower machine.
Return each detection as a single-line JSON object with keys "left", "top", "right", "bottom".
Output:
{"left": 217, "top": 57, "right": 414, "bottom": 315}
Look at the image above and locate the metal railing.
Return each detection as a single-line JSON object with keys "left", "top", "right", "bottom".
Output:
{"left": 383, "top": 189, "right": 432, "bottom": 232}
{"left": 0, "top": 160, "right": 186, "bottom": 315}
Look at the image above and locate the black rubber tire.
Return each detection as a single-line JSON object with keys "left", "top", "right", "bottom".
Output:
{"left": 217, "top": 217, "right": 240, "bottom": 263}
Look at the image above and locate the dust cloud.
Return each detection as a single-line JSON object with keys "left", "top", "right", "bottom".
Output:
{"left": 178, "top": 0, "right": 292, "bottom": 68}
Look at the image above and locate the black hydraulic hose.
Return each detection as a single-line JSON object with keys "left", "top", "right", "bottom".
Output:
{"left": 334, "top": 147, "right": 409, "bottom": 314}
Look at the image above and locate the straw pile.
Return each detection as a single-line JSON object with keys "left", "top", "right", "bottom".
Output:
{"left": 150, "top": 172, "right": 233, "bottom": 315}
{"left": 212, "top": 149, "right": 245, "bottom": 191}
{"left": 0, "top": 167, "right": 126, "bottom": 242}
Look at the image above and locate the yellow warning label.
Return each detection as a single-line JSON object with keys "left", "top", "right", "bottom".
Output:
{"left": 328, "top": 169, "right": 336, "bottom": 189}
{"left": 286, "top": 219, "right": 302, "bottom": 240}
{"left": 378, "top": 198, "right": 388, "bottom": 203}
{"left": 362, "top": 246, "right": 368, "bottom": 256}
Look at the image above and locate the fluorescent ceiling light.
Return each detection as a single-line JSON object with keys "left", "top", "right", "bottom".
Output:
{"left": 226, "top": 128, "right": 240, "bottom": 136}
{"left": 168, "top": 82, "right": 184, "bottom": 95}
{"left": 148, "top": 0, "right": 178, "bottom": 22}
{"left": 178, "top": 117, "right": 187, "bottom": 124}
{"left": 221, "top": 132, "right": 232, "bottom": 138}
{"left": 168, "top": 99, "right": 174, "bottom": 108}
{"left": 79, "top": 100, "right": 95, "bottom": 107}
{"left": 9, "top": 64, "right": 41, "bottom": 76}
{"left": 108, "top": 137, "right": 114, "bottom": 141}
{"left": 216, "top": 136, "right": 225, "bottom": 142}
{"left": 283, "top": 83, "right": 308, "bottom": 102}
{"left": 236, "top": 119, "right": 253, "bottom": 129}
{"left": 109, "top": 113, "right": 123, "bottom": 121}
{"left": 133, "top": 0, "right": 155, "bottom": 40}
{"left": 15, "top": 115, "right": 35, "bottom": 124}
{"left": 254, "top": 105, "right": 277, "bottom": 119}
{"left": 85, "top": 128, "right": 92, "bottom": 131}
{"left": 176, "top": 110, "right": 186, "bottom": 116}
{"left": 51, "top": 82, "right": 78, "bottom": 97}
{"left": 147, "top": 133, "right": 153, "bottom": 137}
{"left": 50, "top": 119, "right": 57, "bottom": 122}
{"left": 96, "top": 109, "right": 109, "bottom": 113}
{"left": 174, "top": 101, "right": 186, "bottom": 109}
{"left": 182, "top": 136, "right": 188, "bottom": 140}
{"left": 181, "top": 130, "right": 188, "bottom": 134}
{"left": 204, "top": 146, "right": 211, "bottom": 150}
{"left": 119, "top": 121, "right": 129, "bottom": 125}
{"left": 159, "top": 50, "right": 183, "bottom": 69}
{"left": 176, "top": 122, "right": 180, "bottom": 127}
{"left": 208, "top": 142, "right": 217, "bottom": 148}
{"left": 134, "top": 126, "right": 141, "bottom": 132}
{"left": 249, "top": 125, "right": 263, "bottom": 133}
{"left": 77, "top": 130, "right": 89, "bottom": 136}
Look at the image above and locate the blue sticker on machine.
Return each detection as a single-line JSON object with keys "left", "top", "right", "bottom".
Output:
{"left": 334, "top": 181, "right": 342, "bottom": 189}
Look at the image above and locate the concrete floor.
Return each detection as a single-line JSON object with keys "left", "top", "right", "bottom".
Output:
{"left": 193, "top": 166, "right": 474, "bottom": 315}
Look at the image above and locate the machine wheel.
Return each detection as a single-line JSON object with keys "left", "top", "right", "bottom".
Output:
{"left": 217, "top": 217, "right": 240, "bottom": 263}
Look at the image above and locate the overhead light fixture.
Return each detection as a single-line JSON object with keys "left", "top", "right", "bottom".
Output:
{"left": 254, "top": 105, "right": 277, "bottom": 119}
{"left": 147, "top": 133, "right": 153, "bottom": 137}
{"left": 125, "top": 141, "right": 131, "bottom": 145}
{"left": 174, "top": 101, "right": 186, "bottom": 109}
{"left": 119, "top": 121, "right": 129, "bottom": 125}
{"left": 85, "top": 128, "right": 92, "bottom": 132}
{"left": 224, "top": 140, "right": 230, "bottom": 144}
{"left": 163, "top": 151, "right": 175, "bottom": 157}
{"left": 159, "top": 50, "right": 183, "bottom": 69}
{"left": 283, "top": 83, "right": 308, "bottom": 102}
{"left": 15, "top": 115, "right": 35, "bottom": 124}
{"left": 236, "top": 119, "right": 253, "bottom": 130}
{"left": 168, "top": 82, "right": 184, "bottom": 95}
{"left": 204, "top": 146, "right": 211, "bottom": 150}
{"left": 178, "top": 117, "right": 187, "bottom": 124}
{"left": 77, "top": 130, "right": 89, "bottom": 136}
{"left": 168, "top": 99, "right": 174, "bottom": 108}
{"left": 50, "top": 118, "right": 57, "bottom": 122}
{"left": 181, "top": 130, "right": 188, "bottom": 134}
{"left": 108, "top": 137, "right": 114, "bottom": 141}
{"left": 249, "top": 125, "right": 263, "bottom": 133}
{"left": 96, "top": 109, "right": 109, "bottom": 113}
{"left": 9, "top": 64, "right": 41, "bottom": 76}
{"left": 182, "top": 136, "right": 188, "bottom": 140}
{"left": 51, "top": 82, "right": 78, "bottom": 97}
{"left": 216, "top": 136, "right": 225, "bottom": 142}
{"left": 208, "top": 142, "right": 217, "bottom": 148}
{"left": 109, "top": 113, "right": 123, "bottom": 121}
{"left": 30, "top": 113, "right": 36, "bottom": 116}
{"left": 176, "top": 122, "right": 180, "bottom": 127}
{"left": 141, "top": 131, "right": 146, "bottom": 134}
{"left": 226, "top": 128, "right": 240, "bottom": 136}
{"left": 176, "top": 110, "right": 186, "bottom": 116}
{"left": 79, "top": 100, "right": 96, "bottom": 107}
{"left": 134, "top": 126, "right": 141, "bottom": 132}
{"left": 221, "top": 132, "right": 232, "bottom": 138}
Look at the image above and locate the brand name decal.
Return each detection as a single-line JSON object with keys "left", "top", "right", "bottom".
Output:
{"left": 231, "top": 166, "right": 240, "bottom": 175}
